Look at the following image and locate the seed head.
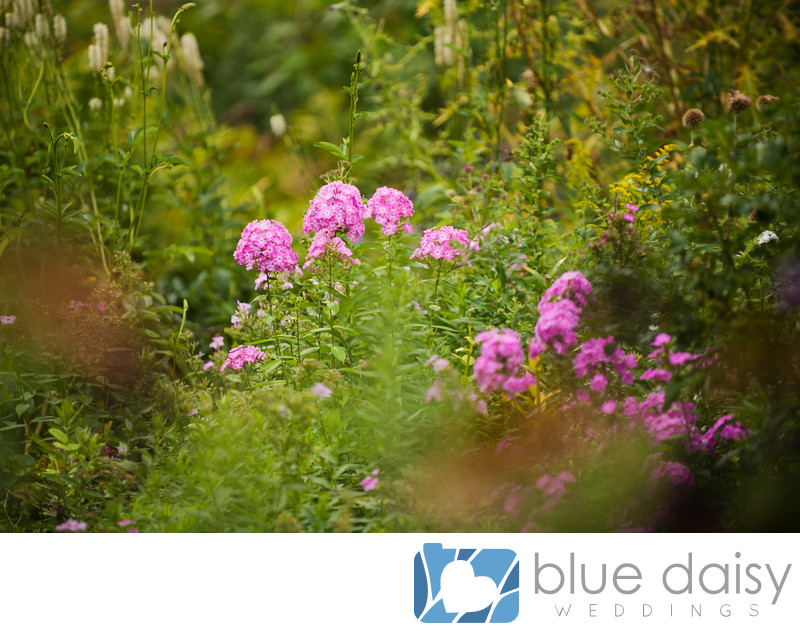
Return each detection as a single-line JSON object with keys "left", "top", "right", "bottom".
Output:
{"left": 756, "top": 94, "right": 779, "bottom": 110}
{"left": 681, "top": 108, "right": 705, "bottom": 129}
{"left": 727, "top": 89, "right": 751, "bottom": 113}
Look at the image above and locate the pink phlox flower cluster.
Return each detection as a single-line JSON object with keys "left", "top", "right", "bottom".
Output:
{"left": 55, "top": 518, "right": 87, "bottom": 532}
{"left": 650, "top": 461, "right": 695, "bottom": 487}
{"left": 601, "top": 400, "right": 617, "bottom": 414}
{"left": 668, "top": 351, "right": 701, "bottom": 366}
{"left": 425, "top": 355, "right": 450, "bottom": 372}
{"left": 364, "top": 186, "right": 414, "bottom": 236}
{"left": 624, "top": 391, "right": 698, "bottom": 444}
{"left": 640, "top": 368, "right": 671, "bottom": 382}
{"left": 534, "top": 299, "right": 581, "bottom": 355}
{"left": 573, "top": 336, "right": 613, "bottom": 377}
{"left": 531, "top": 271, "right": 593, "bottom": 357}
{"left": 234, "top": 219, "right": 299, "bottom": 273}
{"left": 303, "top": 180, "right": 366, "bottom": 241}
{"left": 504, "top": 484, "right": 526, "bottom": 516}
{"left": 360, "top": 468, "right": 380, "bottom": 492}
{"left": 473, "top": 328, "right": 536, "bottom": 396}
{"left": 410, "top": 226, "right": 478, "bottom": 263}
{"left": 541, "top": 271, "right": 593, "bottom": 308}
{"left": 690, "top": 414, "right": 748, "bottom": 453}
{"left": 572, "top": 336, "right": 635, "bottom": 394}
{"left": 220, "top": 345, "right": 266, "bottom": 371}
{"left": 496, "top": 434, "right": 519, "bottom": 455}
{"left": 202, "top": 361, "right": 214, "bottom": 371}
{"left": 210, "top": 335, "right": 224, "bottom": 351}
{"left": 303, "top": 232, "right": 361, "bottom": 269}
{"left": 0, "top": 315, "right": 15, "bottom": 325}
{"left": 425, "top": 379, "right": 444, "bottom": 402}
{"left": 536, "top": 471, "right": 576, "bottom": 512}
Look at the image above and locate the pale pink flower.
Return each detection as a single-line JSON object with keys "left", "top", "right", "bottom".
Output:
{"left": 55, "top": 518, "right": 87, "bottom": 532}
{"left": 210, "top": 336, "right": 224, "bottom": 351}
{"left": 310, "top": 382, "right": 333, "bottom": 398}
{"left": 220, "top": 345, "right": 266, "bottom": 371}
{"left": 360, "top": 468, "right": 380, "bottom": 492}
{"left": 0, "top": 315, "right": 16, "bottom": 325}
{"left": 365, "top": 187, "right": 414, "bottom": 236}
{"left": 410, "top": 226, "right": 478, "bottom": 263}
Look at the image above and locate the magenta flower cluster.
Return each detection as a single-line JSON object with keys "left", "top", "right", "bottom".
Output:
{"left": 303, "top": 180, "right": 366, "bottom": 241}
{"left": 220, "top": 345, "right": 266, "bottom": 371}
{"left": 410, "top": 226, "right": 478, "bottom": 263}
{"left": 473, "top": 328, "right": 536, "bottom": 396}
{"left": 55, "top": 518, "right": 87, "bottom": 532}
{"left": 536, "top": 471, "right": 576, "bottom": 512}
{"left": 234, "top": 219, "right": 299, "bottom": 274}
{"left": 573, "top": 336, "right": 637, "bottom": 392}
{"left": 364, "top": 186, "right": 414, "bottom": 236}
{"left": 531, "top": 271, "right": 593, "bottom": 356}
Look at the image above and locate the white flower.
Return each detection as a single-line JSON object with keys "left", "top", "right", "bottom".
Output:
{"left": 757, "top": 230, "right": 778, "bottom": 245}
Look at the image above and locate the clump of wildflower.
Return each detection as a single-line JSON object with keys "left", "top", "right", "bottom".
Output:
{"left": 360, "top": 468, "right": 380, "bottom": 492}
{"left": 425, "top": 355, "right": 450, "bottom": 372}
{"left": 757, "top": 230, "right": 778, "bottom": 245}
{"left": 270, "top": 113, "right": 287, "bottom": 137}
{"left": 88, "top": 23, "right": 109, "bottom": 73}
{"left": 727, "top": 89, "right": 752, "bottom": 112}
{"left": 681, "top": 108, "right": 705, "bottom": 129}
{"left": 303, "top": 232, "right": 360, "bottom": 269}
{"left": 0, "top": 315, "right": 16, "bottom": 325}
{"left": 473, "top": 328, "right": 536, "bottom": 396}
{"left": 624, "top": 391, "right": 699, "bottom": 445}
{"left": 178, "top": 33, "right": 203, "bottom": 87}
{"left": 220, "top": 345, "right": 266, "bottom": 371}
{"left": 410, "top": 226, "right": 478, "bottom": 263}
{"left": 55, "top": 518, "right": 87, "bottom": 532}
{"left": 690, "top": 414, "right": 747, "bottom": 453}
{"left": 234, "top": 219, "right": 298, "bottom": 274}
{"left": 210, "top": 335, "right": 224, "bottom": 351}
{"left": 53, "top": 14, "right": 67, "bottom": 44}
{"left": 303, "top": 181, "right": 366, "bottom": 241}
{"left": 364, "top": 187, "right": 414, "bottom": 236}
{"left": 530, "top": 271, "right": 593, "bottom": 356}
{"left": 756, "top": 94, "right": 779, "bottom": 110}
{"left": 650, "top": 461, "right": 694, "bottom": 487}
{"left": 536, "top": 472, "right": 576, "bottom": 512}
{"left": 309, "top": 382, "right": 333, "bottom": 398}
{"left": 202, "top": 360, "right": 214, "bottom": 371}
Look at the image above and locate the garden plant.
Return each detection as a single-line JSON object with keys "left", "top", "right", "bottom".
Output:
{"left": 1, "top": 0, "right": 799, "bottom": 533}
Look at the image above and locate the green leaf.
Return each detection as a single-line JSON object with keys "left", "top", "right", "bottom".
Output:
{"left": 331, "top": 345, "right": 347, "bottom": 362}
{"left": 49, "top": 428, "right": 69, "bottom": 444}
{"left": 313, "top": 141, "right": 345, "bottom": 160}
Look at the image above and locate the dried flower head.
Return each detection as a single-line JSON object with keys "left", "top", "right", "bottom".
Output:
{"left": 756, "top": 94, "right": 779, "bottom": 110}
{"left": 681, "top": 108, "right": 704, "bottom": 129}
{"left": 727, "top": 89, "right": 751, "bottom": 113}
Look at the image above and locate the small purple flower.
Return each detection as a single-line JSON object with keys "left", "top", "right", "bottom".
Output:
{"left": 309, "top": 382, "right": 333, "bottom": 398}
{"left": 601, "top": 400, "right": 617, "bottom": 414}
{"left": 640, "top": 368, "right": 671, "bottom": 382}
{"left": 360, "top": 468, "right": 380, "bottom": 492}
{"left": 652, "top": 333, "right": 671, "bottom": 347}
{"left": 55, "top": 518, "right": 87, "bottom": 532}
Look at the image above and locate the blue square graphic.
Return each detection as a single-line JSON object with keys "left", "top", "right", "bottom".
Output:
{"left": 414, "top": 544, "right": 519, "bottom": 623}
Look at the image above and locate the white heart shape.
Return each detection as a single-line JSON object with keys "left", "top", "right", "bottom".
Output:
{"left": 440, "top": 560, "right": 497, "bottom": 614}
